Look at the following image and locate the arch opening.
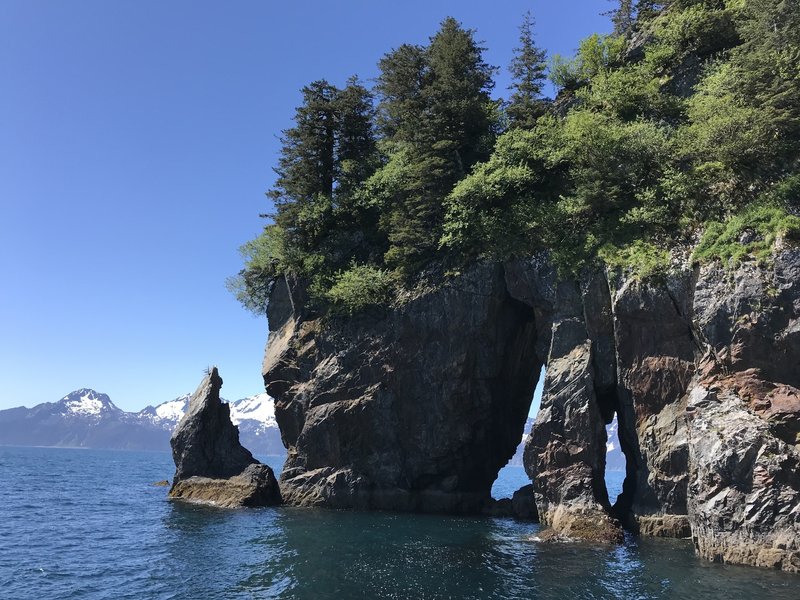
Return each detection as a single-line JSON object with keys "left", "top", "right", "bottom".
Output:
{"left": 490, "top": 366, "right": 545, "bottom": 501}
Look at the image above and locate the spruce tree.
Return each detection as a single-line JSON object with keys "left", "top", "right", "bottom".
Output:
{"left": 375, "top": 17, "right": 497, "bottom": 275}
{"left": 635, "top": 1, "right": 664, "bottom": 23}
{"left": 611, "top": 0, "right": 635, "bottom": 36}
{"left": 333, "top": 76, "right": 378, "bottom": 203}
{"left": 424, "top": 16, "right": 497, "bottom": 177}
{"left": 269, "top": 80, "right": 337, "bottom": 252}
{"left": 375, "top": 44, "right": 428, "bottom": 144}
{"left": 507, "top": 11, "right": 548, "bottom": 129}
{"left": 331, "top": 76, "right": 384, "bottom": 264}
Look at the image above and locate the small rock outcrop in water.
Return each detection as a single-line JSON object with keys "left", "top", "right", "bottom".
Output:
{"left": 511, "top": 484, "right": 538, "bottom": 522}
{"left": 263, "top": 249, "right": 800, "bottom": 571}
{"left": 169, "top": 367, "right": 281, "bottom": 508}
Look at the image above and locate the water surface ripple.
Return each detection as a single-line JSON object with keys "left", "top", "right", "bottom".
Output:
{"left": 1, "top": 446, "right": 796, "bottom": 599}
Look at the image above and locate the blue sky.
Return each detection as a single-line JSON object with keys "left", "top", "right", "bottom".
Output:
{"left": 0, "top": 1, "right": 609, "bottom": 412}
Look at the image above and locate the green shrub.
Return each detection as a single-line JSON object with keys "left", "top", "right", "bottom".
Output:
{"left": 692, "top": 204, "right": 800, "bottom": 265}
{"left": 599, "top": 240, "right": 672, "bottom": 280}
{"left": 326, "top": 264, "right": 395, "bottom": 315}
{"left": 226, "top": 225, "right": 292, "bottom": 315}
{"left": 549, "top": 34, "right": 626, "bottom": 90}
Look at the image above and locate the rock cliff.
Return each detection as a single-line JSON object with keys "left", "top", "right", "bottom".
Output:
{"left": 262, "top": 249, "right": 800, "bottom": 571}
{"left": 169, "top": 367, "right": 281, "bottom": 508}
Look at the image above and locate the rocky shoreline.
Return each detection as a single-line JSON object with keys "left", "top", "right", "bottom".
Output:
{"left": 258, "top": 249, "right": 799, "bottom": 572}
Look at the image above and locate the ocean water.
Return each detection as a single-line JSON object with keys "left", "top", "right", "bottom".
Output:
{"left": 0, "top": 447, "right": 796, "bottom": 599}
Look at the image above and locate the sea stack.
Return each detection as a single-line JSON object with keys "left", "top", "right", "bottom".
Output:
{"left": 168, "top": 366, "right": 281, "bottom": 508}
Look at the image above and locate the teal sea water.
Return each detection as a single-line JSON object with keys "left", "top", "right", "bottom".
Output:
{"left": 1, "top": 446, "right": 797, "bottom": 599}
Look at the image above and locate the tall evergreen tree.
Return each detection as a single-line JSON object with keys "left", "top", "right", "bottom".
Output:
{"left": 607, "top": 0, "right": 635, "bottom": 37}
{"left": 635, "top": 1, "right": 665, "bottom": 23}
{"left": 375, "top": 17, "right": 498, "bottom": 274}
{"left": 375, "top": 44, "right": 428, "bottom": 144}
{"left": 424, "top": 16, "right": 497, "bottom": 176}
{"left": 269, "top": 80, "right": 337, "bottom": 252}
{"left": 507, "top": 11, "right": 548, "bottom": 129}
{"left": 334, "top": 76, "right": 379, "bottom": 203}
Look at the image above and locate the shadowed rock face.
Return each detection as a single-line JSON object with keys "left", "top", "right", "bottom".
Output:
{"left": 263, "top": 249, "right": 800, "bottom": 571}
{"left": 264, "top": 264, "right": 542, "bottom": 514}
{"left": 169, "top": 367, "right": 281, "bottom": 508}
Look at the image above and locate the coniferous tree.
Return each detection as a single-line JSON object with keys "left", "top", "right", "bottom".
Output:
{"left": 375, "top": 44, "right": 428, "bottom": 144}
{"left": 330, "top": 77, "right": 384, "bottom": 264}
{"left": 375, "top": 17, "right": 497, "bottom": 274}
{"left": 334, "top": 76, "right": 379, "bottom": 203}
{"left": 635, "top": 1, "right": 665, "bottom": 23}
{"left": 507, "top": 11, "right": 548, "bottom": 129}
{"left": 607, "top": 0, "right": 635, "bottom": 37}
{"left": 269, "top": 80, "right": 337, "bottom": 253}
{"left": 424, "top": 17, "right": 497, "bottom": 176}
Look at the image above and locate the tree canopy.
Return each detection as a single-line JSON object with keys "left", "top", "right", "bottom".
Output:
{"left": 231, "top": 3, "right": 800, "bottom": 316}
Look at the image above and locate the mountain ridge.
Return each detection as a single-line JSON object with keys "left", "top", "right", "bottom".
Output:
{"left": 0, "top": 388, "right": 284, "bottom": 455}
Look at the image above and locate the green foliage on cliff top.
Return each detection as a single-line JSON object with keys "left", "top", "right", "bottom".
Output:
{"left": 232, "top": 1, "right": 800, "bottom": 315}
{"left": 693, "top": 204, "right": 800, "bottom": 265}
{"left": 326, "top": 264, "right": 395, "bottom": 315}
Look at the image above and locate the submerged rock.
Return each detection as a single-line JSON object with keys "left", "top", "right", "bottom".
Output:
{"left": 168, "top": 367, "right": 281, "bottom": 508}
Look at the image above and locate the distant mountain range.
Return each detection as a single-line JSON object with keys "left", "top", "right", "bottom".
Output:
{"left": 0, "top": 388, "right": 284, "bottom": 455}
{"left": 0, "top": 389, "right": 625, "bottom": 471}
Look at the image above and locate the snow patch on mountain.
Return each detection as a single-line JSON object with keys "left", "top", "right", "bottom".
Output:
{"left": 230, "top": 393, "right": 276, "bottom": 427}
{"left": 1, "top": 388, "right": 285, "bottom": 454}
{"left": 155, "top": 395, "right": 191, "bottom": 423}
{"left": 60, "top": 389, "right": 116, "bottom": 417}
{"left": 606, "top": 416, "right": 619, "bottom": 453}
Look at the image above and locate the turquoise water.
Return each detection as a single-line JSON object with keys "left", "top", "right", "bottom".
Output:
{"left": 1, "top": 446, "right": 796, "bottom": 599}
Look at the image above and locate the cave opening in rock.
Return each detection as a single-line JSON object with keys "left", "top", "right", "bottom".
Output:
{"left": 597, "top": 387, "right": 639, "bottom": 527}
{"left": 595, "top": 386, "right": 637, "bottom": 527}
{"left": 605, "top": 414, "right": 626, "bottom": 504}
{"left": 610, "top": 394, "right": 639, "bottom": 525}
{"left": 490, "top": 365, "right": 545, "bottom": 501}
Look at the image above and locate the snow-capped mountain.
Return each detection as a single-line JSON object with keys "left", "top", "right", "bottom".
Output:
{"left": 138, "top": 394, "right": 192, "bottom": 429}
{"left": 2, "top": 389, "right": 624, "bottom": 469}
{"left": 228, "top": 393, "right": 282, "bottom": 452}
{"left": 0, "top": 389, "right": 284, "bottom": 455}
{"left": 230, "top": 393, "right": 277, "bottom": 428}
{"left": 59, "top": 389, "right": 121, "bottom": 418}
{"left": 0, "top": 389, "right": 165, "bottom": 450}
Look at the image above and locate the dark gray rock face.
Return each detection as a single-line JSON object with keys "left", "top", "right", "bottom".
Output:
{"left": 262, "top": 249, "right": 800, "bottom": 570}
{"left": 514, "top": 272, "right": 622, "bottom": 541}
{"left": 511, "top": 484, "right": 538, "bottom": 521}
{"left": 684, "top": 250, "right": 800, "bottom": 570}
{"left": 169, "top": 367, "right": 281, "bottom": 507}
{"left": 609, "top": 271, "right": 696, "bottom": 538}
{"left": 264, "top": 265, "right": 542, "bottom": 514}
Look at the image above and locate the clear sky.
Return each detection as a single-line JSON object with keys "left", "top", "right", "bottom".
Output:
{"left": 0, "top": 1, "right": 609, "bottom": 412}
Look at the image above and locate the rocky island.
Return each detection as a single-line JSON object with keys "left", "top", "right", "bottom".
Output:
{"left": 223, "top": 0, "right": 800, "bottom": 573}
{"left": 168, "top": 367, "right": 281, "bottom": 508}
